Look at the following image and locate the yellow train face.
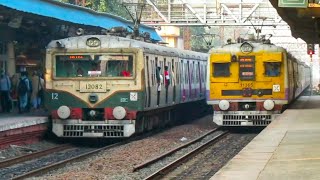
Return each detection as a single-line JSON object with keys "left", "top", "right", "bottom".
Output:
{"left": 206, "top": 42, "right": 288, "bottom": 126}
{"left": 209, "top": 53, "right": 286, "bottom": 98}
{"left": 208, "top": 43, "right": 287, "bottom": 103}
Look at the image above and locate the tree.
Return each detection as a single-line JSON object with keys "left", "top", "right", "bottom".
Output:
{"left": 58, "top": 0, "right": 130, "bottom": 20}
{"left": 189, "top": 26, "right": 209, "bottom": 52}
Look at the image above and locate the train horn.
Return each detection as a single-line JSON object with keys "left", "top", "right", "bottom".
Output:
{"left": 76, "top": 28, "right": 84, "bottom": 36}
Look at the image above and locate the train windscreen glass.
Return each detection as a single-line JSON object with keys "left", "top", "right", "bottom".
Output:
{"left": 55, "top": 54, "right": 133, "bottom": 77}
{"left": 264, "top": 62, "right": 280, "bottom": 77}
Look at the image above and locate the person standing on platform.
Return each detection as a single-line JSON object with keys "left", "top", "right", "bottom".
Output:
{"left": 31, "top": 71, "right": 44, "bottom": 110}
{"left": 17, "top": 71, "right": 30, "bottom": 113}
{"left": 26, "top": 71, "right": 32, "bottom": 112}
{"left": 0, "top": 71, "right": 11, "bottom": 112}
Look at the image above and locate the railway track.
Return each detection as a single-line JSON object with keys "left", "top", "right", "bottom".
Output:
{"left": 0, "top": 144, "right": 73, "bottom": 169}
{"left": 3, "top": 128, "right": 166, "bottom": 179}
{"left": 132, "top": 128, "right": 229, "bottom": 180}
{"left": 6, "top": 142, "right": 123, "bottom": 180}
{"left": 2, "top": 119, "right": 257, "bottom": 179}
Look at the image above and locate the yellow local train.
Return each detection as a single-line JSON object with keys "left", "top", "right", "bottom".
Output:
{"left": 206, "top": 39, "right": 311, "bottom": 126}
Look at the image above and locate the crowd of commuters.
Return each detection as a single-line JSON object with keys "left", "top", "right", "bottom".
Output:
{"left": 0, "top": 70, "right": 44, "bottom": 114}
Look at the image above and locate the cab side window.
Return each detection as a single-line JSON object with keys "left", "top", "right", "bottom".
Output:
{"left": 213, "top": 63, "right": 230, "bottom": 77}
{"left": 265, "top": 62, "right": 280, "bottom": 77}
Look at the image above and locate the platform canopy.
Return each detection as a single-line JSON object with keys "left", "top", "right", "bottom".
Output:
{"left": 270, "top": 0, "right": 320, "bottom": 44}
{"left": 0, "top": 0, "right": 162, "bottom": 41}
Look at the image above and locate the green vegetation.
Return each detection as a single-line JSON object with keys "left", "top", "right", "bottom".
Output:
{"left": 57, "top": 0, "right": 130, "bottom": 19}
{"left": 190, "top": 27, "right": 206, "bottom": 52}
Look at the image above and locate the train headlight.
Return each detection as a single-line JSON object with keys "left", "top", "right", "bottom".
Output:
{"left": 240, "top": 42, "right": 253, "bottom": 53}
{"left": 219, "top": 100, "right": 230, "bottom": 111}
{"left": 263, "top": 100, "right": 274, "bottom": 111}
{"left": 89, "top": 110, "right": 96, "bottom": 117}
{"left": 113, "top": 106, "right": 126, "bottom": 120}
{"left": 57, "top": 106, "right": 71, "bottom": 119}
{"left": 86, "top": 37, "right": 100, "bottom": 47}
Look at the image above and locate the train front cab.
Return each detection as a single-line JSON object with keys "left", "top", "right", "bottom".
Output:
{"left": 46, "top": 45, "right": 143, "bottom": 138}
{"left": 207, "top": 48, "right": 287, "bottom": 126}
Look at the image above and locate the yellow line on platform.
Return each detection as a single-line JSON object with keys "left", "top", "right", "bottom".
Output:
{"left": 273, "top": 157, "right": 320, "bottom": 162}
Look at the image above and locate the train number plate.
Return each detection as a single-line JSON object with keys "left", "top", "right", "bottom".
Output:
{"left": 80, "top": 81, "right": 107, "bottom": 92}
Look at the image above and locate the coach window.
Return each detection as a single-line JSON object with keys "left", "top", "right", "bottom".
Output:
{"left": 55, "top": 54, "right": 134, "bottom": 78}
{"left": 104, "top": 55, "right": 133, "bottom": 77}
{"left": 265, "top": 62, "right": 280, "bottom": 77}
{"left": 213, "top": 63, "right": 230, "bottom": 77}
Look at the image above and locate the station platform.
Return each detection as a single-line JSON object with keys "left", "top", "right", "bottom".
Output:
{"left": 212, "top": 96, "right": 320, "bottom": 180}
{"left": 0, "top": 111, "right": 49, "bottom": 149}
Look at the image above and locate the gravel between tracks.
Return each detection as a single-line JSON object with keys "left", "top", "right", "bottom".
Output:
{"left": 164, "top": 133, "right": 257, "bottom": 179}
{"left": 0, "top": 141, "right": 59, "bottom": 160}
{"left": 29, "top": 115, "right": 218, "bottom": 180}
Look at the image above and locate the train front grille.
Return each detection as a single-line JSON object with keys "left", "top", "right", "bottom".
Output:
{"left": 222, "top": 114, "right": 272, "bottom": 126}
{"left": 63, "top": 125, "right": 124, "bottom": 137}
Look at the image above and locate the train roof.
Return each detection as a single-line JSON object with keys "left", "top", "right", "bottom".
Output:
{"left": 47, "top": 35, "right": 208, "bottom": 60}
{"left": 208, "top": 41, "right": 309, "bottom": 67}
{"left": 209, "top": 42, "right": 286, "bottom": 54}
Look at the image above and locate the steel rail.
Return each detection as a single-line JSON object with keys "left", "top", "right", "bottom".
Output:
{"left": 133, "top": 128, "right": 219, "bottom": 172}
{"left": 0, "top": 144, "right": 73, "bottom": 169}
{"left": 144, "top": 131, "right": 229, "bottom": 180}
{"left": 11, "top": 141, "right": 127, "bottom": 180}
{"left": 11, "top": 123, "right": 179, "bottom": 179}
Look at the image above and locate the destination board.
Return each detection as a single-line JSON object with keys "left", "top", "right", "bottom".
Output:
{"left": 309, "top": 3, "right": 320, "bottom": 7}
{"left": 278, "top": 0, "right": 308, "bottom": 8}
{"left": 239, "top": 56, "right": 255, "bottom": 81}
{"left": 57, "top": 55, "right": 91, "bottom": 61}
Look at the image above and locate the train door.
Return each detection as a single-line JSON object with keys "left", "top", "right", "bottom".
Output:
{"left": 187, "top": 60, "right": 192, "bottom": 101}
{"left": 180, "top": 59, "right": 186, "bottom": 102}
{"left": 164, "top": 58, "right": 173, "bottom": 105}
{"left": 197, "top": 61, "right": 202, "bottom": 99}
{"left": 199, "top": 61, "right": 204, "bottom": 98}
{"left": 296, "top": 63, "right": 302, "bottom": 95}
{"left": 287, "top": 59, "right": 292, "bottom": 102}
{"left": 177, "top": 59, "right": 182, "bottom": 103}
{"left": 201, "top": 62, "right": 206, "bottom": 97}
{"left": 184, "top": 60, "right": 190, "bottom": 102}
{"left": 157, "top": 56, "right": 165, "bottom": 106}
{"left": 148, "top": 55, "right": 158, "bottom": 108}
{"left": 172, "top": 58, "right": 180, "bottom": 104}
{"left": 144, "top": 54, "right": 151, "bottom": 108}
{"left": 189, "top": 61, "right": 196, "bottom": 100}
{"left": 293, "top": 61, "right": 299, "bottom": 98}
{"left": 194, "top": 61, "right": 200, "bottom": 100}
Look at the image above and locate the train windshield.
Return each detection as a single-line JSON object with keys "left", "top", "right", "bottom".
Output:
{"left": 213, "top": 63, "right": 230, "bottom": 77}
{"left": 264, "top": 62, "right": 280, "bottom": 77}
{"left": 55, "top": 54, "right": 134, "bottom": 78}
